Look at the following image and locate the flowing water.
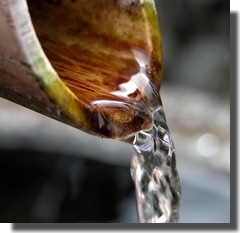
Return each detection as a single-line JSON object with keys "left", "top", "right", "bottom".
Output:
{"left": 106, "top": 50, "right": 181, "bottom": 223}
{"left": 94, "top": 50, "right": 181, "bottom": 223}
{"left": 127, "top": 51, "right": 181, "bottom": 223}
{"left": 131, "top": 108, "right": 181, "bottom": 223}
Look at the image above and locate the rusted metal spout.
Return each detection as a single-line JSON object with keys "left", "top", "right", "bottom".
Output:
{"left": 0, "top": 0, "right": 162, "bottom": 140}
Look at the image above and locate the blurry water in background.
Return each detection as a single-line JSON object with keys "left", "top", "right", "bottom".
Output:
{"left": 0, "top": 0, "right": 230, "bottom": 223}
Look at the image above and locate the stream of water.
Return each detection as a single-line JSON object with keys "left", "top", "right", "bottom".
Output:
{"left": 128, "top": 50, "right": 181, "bottom": 223}
{"left": 131, "top": 108, "right": 181, "bottom": 223}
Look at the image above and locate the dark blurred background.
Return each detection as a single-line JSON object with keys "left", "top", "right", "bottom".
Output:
{"left": 0, "top": 0, "right": 230, "bottom": 223}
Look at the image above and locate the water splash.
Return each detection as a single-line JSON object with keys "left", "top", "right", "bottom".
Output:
{"left": 131, "top": 108, "right": 181, "bottom": 223}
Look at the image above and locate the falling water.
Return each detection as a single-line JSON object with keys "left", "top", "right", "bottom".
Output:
{"left": 127, "top": 51, "right": 181, "bottom": 223}
{"left": 131, "top": 107, "right": 181, "bottom": 223}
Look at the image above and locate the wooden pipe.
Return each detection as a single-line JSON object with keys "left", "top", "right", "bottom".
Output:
{"left": 0, "top": 0, "right": 162, "bottom": 141}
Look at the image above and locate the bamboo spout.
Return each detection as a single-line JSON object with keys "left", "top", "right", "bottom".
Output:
{"left": 0, "top": 0, "right": 162, "bottom": 140}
